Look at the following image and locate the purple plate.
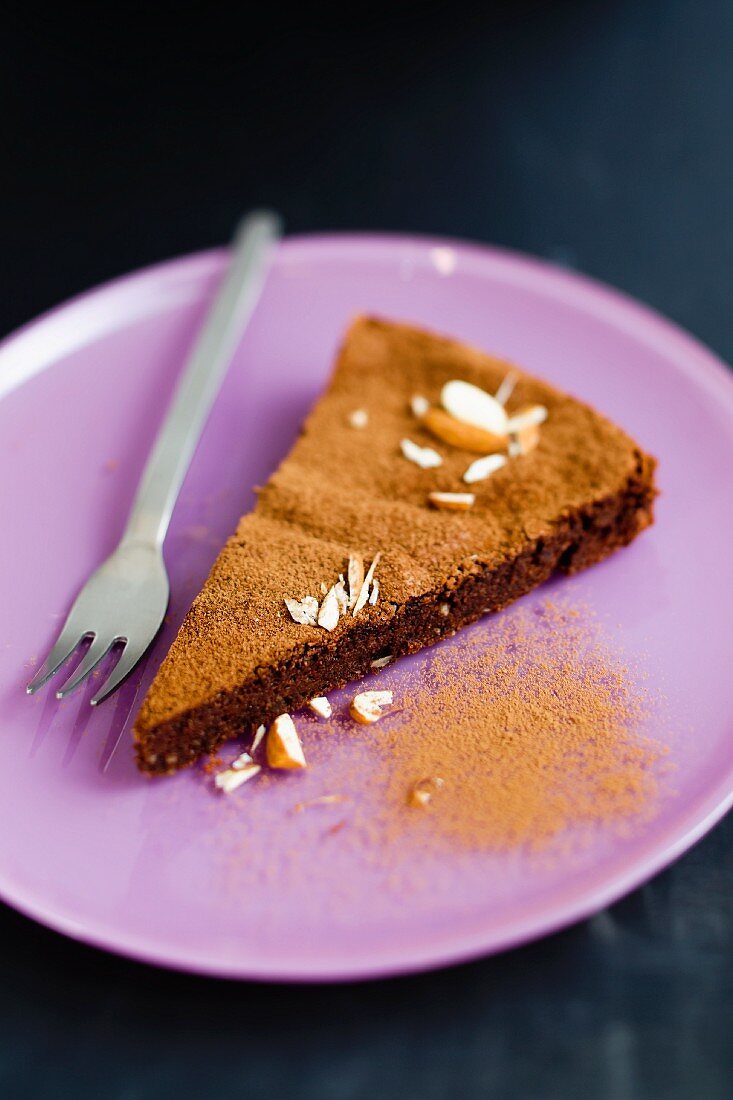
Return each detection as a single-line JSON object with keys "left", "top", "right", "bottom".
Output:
{"left": 1, "top": 234, "right": 732, "bottom": 981}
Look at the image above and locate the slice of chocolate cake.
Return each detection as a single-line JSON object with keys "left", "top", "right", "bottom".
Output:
{"left": 134, "top": 317, "right": 657, "bottom": 774}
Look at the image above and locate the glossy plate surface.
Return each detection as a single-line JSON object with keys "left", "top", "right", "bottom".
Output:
{"left": 1, "top": 235, "right": 732, "bottom": 980}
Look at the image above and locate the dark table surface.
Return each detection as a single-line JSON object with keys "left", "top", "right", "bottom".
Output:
{"left": 2, "top": 2, "right": 732, "bottom": 1097}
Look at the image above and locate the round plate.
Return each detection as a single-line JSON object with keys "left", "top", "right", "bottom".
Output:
{"left": 1, "top": 235, "right": 732, "bottom": 981}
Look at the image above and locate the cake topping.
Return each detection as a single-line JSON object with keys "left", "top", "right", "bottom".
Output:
{"left": 428, "top": 491, "right": 476, "bottom": 511}
{"left": 230, "top": 750, "right": 254, "bottom": 770}
{"left": 333, "top": 576, "right": 349, "bottom": 615}
{"left": 508, "top": 422, "right": 541, "bottom": 457}
{"left": 494, "top": 369, "right": 519, "bottom": 406}
{"left": 441, "top": 379, "right": 508, "bottom": 435}
{"left": 214, "top": 761, "right": 261, "bottom": 793}
{"left": 506, "top": 405, "right": 548, "bottom": 433}
{"left": 349, "top": 689, "right": 394, "bottom": 724}
{"left": 369, "top": 578, "right": 379, "bottom": 606}
{"left": 407, "top": 775, "right": 445, "bottom": 808}
{"left": 410, "top": 394, "right": 429, "bottom": 418}
{"left": 347, "top": 554, "right": 364, "bottom": 608}
{"left": 293, "top": 793, "right": 348, "bottom": 812}
{"left": 352, "top": 552, "right": 382, "bottom": 616}
{"left": 317, "top": 585, "right": 341, "bottom": 632}
{"left": 266, "top": 714, "right": 307, "bottom": 769}
{"left": 400, "top": 438, "right": 443, "bottom": 469}
{"left": 347, "top": 408, "right": 369, "bottom": 429}
{"left": 463, "top": 453, "right": 507, "bottom": 484}
{"left": 250, "top": 724, "right": 266, "bottom": 754}
{"left": 308, "top": 696, "right": 332, "bottom": 719}
{"left": 371, "top": 655, "right": 393, "bottom": 669}
{"left": 284, "top": 596, "right": 319, "bottom": 626}
{"left": 423, "top": 406, "right": 507, "bottom": 454}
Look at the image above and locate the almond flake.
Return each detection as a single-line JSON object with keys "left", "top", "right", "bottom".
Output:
{"left": 410, "top": 394, "right": 429, "bottom": 418}
{"left": 230, "top": 751, "right": 253, "bottom": 770}
{"left": 348, "top": 408, "right": 369, "bottom": 429}
{"left": 250, "top": 724, "right": 266, "bottom": 754}
{"left": 369, "top": 578, "right": 379, "bottom": 605}
{"left": 506, "top": 405, "right": 548, "bottom": 433}
{"left": 349, "top": 689, "right": 393, "bottom": 724}
{"left": 308, "top": 696, "right": 332, "bottom": 719}
{"left": 317, "top": 586, "right": 341, "bottom": 631}
{"left": 371, "top": 655, "right": 393, "bottom": 669}
{"left": 320, "top": 581, "right": 328, "bottom": 595}
{"left": 423, "top": 406, "right": 507, "bottom": 455}
{"left": 333, "top": 577, "right": 349, "bottom": 615}
{"left": 441, "top": 379, "right": 508, "bottom": 436}
{"left": 428, "top": 491, "right": 475, "bottom": 512}
{"left": 266, "top": 714, "right": 307, "bottom": 770}
{"left": 494, "top": 370, "right": 520, "bottom": 406}
{"left": 463, "top": 453, "right": 507, "bottom": 484}
{"left": 400, "top": 438, "right": 443, "bottom": 469}
{"left": 215, "top": 763, "right": 261, "bottom": 793}
{"left": 347, "top": 554, "right": 365, "bottom": 609}
{"left": 407, "top": 776, "right": 445, "bottom": 808}
{"left": 284, "top": 596, "right": 319, "bottom": 626}
{"left": 353, "top": 552, "right": 382, "bottom": 616}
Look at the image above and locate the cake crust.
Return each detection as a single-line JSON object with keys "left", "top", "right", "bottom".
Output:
{"left": 134, "top": 317, "right": 657, "bottom": 774}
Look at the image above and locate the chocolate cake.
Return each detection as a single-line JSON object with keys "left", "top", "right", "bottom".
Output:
{"left": 134, "top": 317, "right": 657, "bottom": 774}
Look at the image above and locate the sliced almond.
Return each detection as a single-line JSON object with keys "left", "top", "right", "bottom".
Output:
{"left": 308, "top": 696, "right": 332, "bottom": 719}
{"left": 369, "top": 577, "right": 379, "bottom": 606}
{"left": 508, "top": 423, "right": 541, "bottom": 457}
{"left": 494, "top": 370, "right": 520, "bottom": 406}
{"left": 348, "top": 408, "right": 369, "bottom": 429}
{"left": 215, "top": 763, "right": 261, "bottom": 793}
{"left": 349, "top": 690, "right": 394, "bottom": 724}
{"left": 230, "top": 751, "right": 253, "bottom": 770}
{"left": 317, "top": 586, "right": 341, "bottom": 632}
{"left": 428, "top": 491, "right": 475, "bottom": 512}
{"left": 284, "top": 596, "right": 319, "bottom": 626}
{"left": 410, "top": 394, "right": 429, "bottom": 418}
{"left": 400, "top": 438, "right": 443, "bottom": 469}
{"left": 333, "top": 576, "right": 349, "bottom": 615}
{"left": 352, "top": 553, "right": 381, "bottom": 616}
{"left": 441, "top": 379, "right": 508, "bottom": 435}
{"left": 250, "top": 724, "right": 266, "bottom": 754}
{"left": 347, "top": 554, "right": 364, "bottom": 609}
{"left": 293, "top": 794, "right": 348, "bottom": 812}
{"left": 371, "top": 655, "right": 393, "bottom": 669}
{"left": 266, "top": 714, "right": 307, "bottom": 770}
{"left": 407, "top": 776, "right": 445, "bottom": 808}
{"left": 423, "top": 406, "right": 507, "bottom": 455}
{"left": 506, "top": 405, "right": 548, "bottom": 433}
{"left": 463, "top": 453, "right": 507, "bottom": 485}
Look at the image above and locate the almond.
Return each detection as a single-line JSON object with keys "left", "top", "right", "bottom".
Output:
{"left": 407, "top": 776, "right": 445, "bottom": 808}
{"left": 215, "top": 762, "right": 261, "bottom": 793}
{"left": 349, "top": 690, "right": 393, "bottom": 724}
{"left": 284, "top": 596, "right": 319, "bottom": 626}
{"left": 506, "top": 405, "right": 548, "bottom": 433}
{"left": 347, "top": 554, "right": 364, "bottom": 608}
{"left": 353, "top": 553, "right": 381, "bottom": 616}
{"left": 494, "top": 370, "right": 520, "bottom": 406}
{"left": 308, "top": 696, "right": 332, "bottom": 719}
{"left": 400, "top": 437, "right": 443, "bottom": 469}
{"left": 348, "top": 408, "right": 368, "bottom": 428}
{"left": 410, "top": 394, "right": 429, "bottom": 418}
{"left": 463, "top": 453, "right": 507, "bottom": 484}
{"left": 250, "top": 724, "right": 267, "bottom": 754}
{"left": 317, "top": 586, "right": 341, "bottom": 631}
{"left": 266, "top": 714, "right": 307, "bottom": 770}
{"left": 428, "top": 491, "right": 475, "bottom": 512}
{"left": 423, "top": 406, "right": 507, "bottom": 454}
{"left": 508, "top": 423, "right": 541, "bottom": 457}
{"left": 371, "top": 655, "right": 393, "bottom": 669}
{"left": 368, "top": 577, "right": 379, "bottom": 605}
{"left": 441, "top": 379, "right": 508, "bottom": 435}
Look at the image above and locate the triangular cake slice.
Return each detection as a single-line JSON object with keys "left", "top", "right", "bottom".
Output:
{"left": 134, "top": 317, "right": 656, "bottom": 774}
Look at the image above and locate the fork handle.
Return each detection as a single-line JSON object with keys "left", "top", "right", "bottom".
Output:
{"left": 122, "top": 210, "right": 282, "bottom": 548}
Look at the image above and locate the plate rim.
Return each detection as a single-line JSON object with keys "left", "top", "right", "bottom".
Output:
{"left": 1, "top": 231, "right": 732, "bottom": 982}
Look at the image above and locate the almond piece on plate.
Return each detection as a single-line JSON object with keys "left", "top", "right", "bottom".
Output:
{"left": 250, "top": 724, "right": 267, "bottom": 754}
{"left": 407, "top": 776, "right": 445, "bottom": 808}
{"left": 428, "top": 491, "right": 475, "bottom": 512}
{"left": 400, "top": 438, "right": 443, "bottom": 469}
{"left": 441, "top": 379, "right": 508, "bottom": 435}
{"left": 349, "top": 690, "right": 393, "bottom": 724}
{"left": 308, "top": 696, "right": 332, "bottom": 719}
{"left": 266, "top": 714, "right": 307, "bottom": 769}
{"left": 423, "top": 406, "right": 507, "bottom": 455}
{"left": 215, "top": 762, "right": 261, "bottom": 793}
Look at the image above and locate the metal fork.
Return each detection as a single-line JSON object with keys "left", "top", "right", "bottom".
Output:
{"left": 26, "top": 209, "right": 282, "bottom": 706}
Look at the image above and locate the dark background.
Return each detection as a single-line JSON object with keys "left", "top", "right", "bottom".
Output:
{"left": 2, "top": 2, "right": 732, "bottom": 1097}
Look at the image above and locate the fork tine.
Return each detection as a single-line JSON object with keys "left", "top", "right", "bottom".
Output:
{"left": 55, "top": 635, "right": 115, "bottom": 699}
{"left": 26, "top": 621, "right": 87, "bottom": 695}
{"left": 91, "top": 641, "right": 142, "bottom": 706}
